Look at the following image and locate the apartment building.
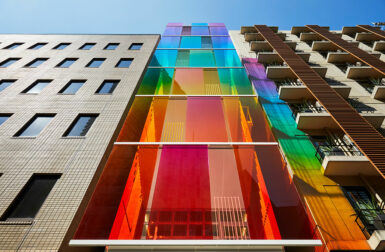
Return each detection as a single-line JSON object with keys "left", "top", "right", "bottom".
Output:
{"left": 0, "top": 34, "right": 159, "bottom": 251}
{"left": 230, "top": 25, "right": 385, "bottom": 250}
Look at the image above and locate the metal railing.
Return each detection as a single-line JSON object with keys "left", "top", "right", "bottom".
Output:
{"left": 289, "top": 103, "right": 326, "bottom": 119}
{"left": 353, "top": 208, "right": 385, "bottom": 238}
{"left": 314, "top": 144, "right": 363, "bottom": 163}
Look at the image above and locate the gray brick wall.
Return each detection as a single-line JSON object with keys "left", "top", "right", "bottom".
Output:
{"left": 0, "top": 34, "right": 159, "bottom": 251}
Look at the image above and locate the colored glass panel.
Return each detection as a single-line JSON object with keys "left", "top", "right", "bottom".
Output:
{"left": 209, "top": 26, "right": 228, "bottom": 35}
{"left": 138, "top": 68, "right": 174, "bottom": 95}
{"left": 214, "top": 50, "right": 243, "bottom": 67}
{"left": 150, "top": 50, "right": 178, "bottom": 67}
{"left": 163, "top": 26, "right": 182, "bottom": 36}
{"left": 212, "top": 36, "right": 235, "bottom": 48}
{"left": 158, "top": 37, "right": 180, "bottom": 48}
{"left": 191, "top": 26, "right": 209, "bottom": 35}
{"left": 180, "top": 37, "right": 202, "bottom": 48}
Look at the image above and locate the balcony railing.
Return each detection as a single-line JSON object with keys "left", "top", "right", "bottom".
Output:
{"left": 356, "top": 78, "right": 385, "bottom": 94}
{"left": 354, "top": 208, "right": 385, "bottom": 238}
{"left": 289, "top": 103, "right": 326, "bottom": 119}
{"left": 314, "top": 144, "right": 363, "bottom": 163}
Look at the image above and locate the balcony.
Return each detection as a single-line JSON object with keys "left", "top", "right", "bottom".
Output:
{"left": 355, "top": 32, "right": 383, "bottom": 43}
{"left": 312, "top": 41, "right": 359, "bottom": 51}
{"left": 356, "top": 78, "right": 385, "bottom": 99}
{"left": 276, "top": 79, "right": 351, "bottom": 100}
{"left": 300, "top": 32, "right": 342, "bottom": 46}
{"left": 373, "top": 41, "right": 385, "bottom": 53}
{"left": 327, "top": 51, "right": 381, "bottom": 63}
{"left": 291, "top": 26, "right": 330, "bottom": 36}
{"left": 244, "top": 32, "right": 286, "bottom": 42}
{"left": 346, "top": 65, "right": 383, "bottom": 79}
{"left": 265, "top": 63, "right": 327, "bottom": 79}
{"left": 250, "top": 41, "right": 296, "bottom": 52}
{"left": 291, "top": 102, "right": 384, "bottom": 130}
{"left": 311, "top": 135, "right": 378, "bottom": 176}
{"left": 257, "top": 52, "right": 310, "bottom": 64}
{"left": 240, "top": 26, "right": 278, "bottom": 34}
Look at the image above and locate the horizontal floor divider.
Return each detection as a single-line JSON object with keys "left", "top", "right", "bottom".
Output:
{"left": 135, "top": 94, "right": 257, "bottom": 97}
{"left": 147, "top": 67, "right": 245, "bottom": 69}
{"left": 114, "top": 142, "right": 278, "bottom": 145}
{"left": 156, "top": 48, "right": 235, "bottom": 50}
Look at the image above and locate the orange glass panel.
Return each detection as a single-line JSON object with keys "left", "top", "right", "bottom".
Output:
{"left": 172, "top": 69, "right": 204, "bottom": 94}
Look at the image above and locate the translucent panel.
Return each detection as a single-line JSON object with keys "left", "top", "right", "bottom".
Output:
{"left": 158, "top": 37, "right": 180, "bottom": 48}
{"left": 180, "top": 37, "right": 201, "bottom": 48}
{"left": 181, "top": 26, "right": 191, "bottom": 35}
{"left": 23, "top": 80, "right": 50, "bottom": 94}
{"left": 211, "top": 37, "right": 235, "bottom": 48}
{"left": 137, "top": 68, "right": 174, "bottom": 95}
{"left": 163, "top": 26, "right": 182, "bottom": 36}
{"left": 172, "top": 68, "right": 204, "bottom": 94}
{"left": 214, "top": 50, "right": 243, "bottom": 67}
{"left": 16, "top": 115, "right": 54, "bottom": 137}
{"left": 209, "top": 23, "right": 225, "bottom": 26}
{"left": 74, "top": 145, "right": 316, "bottom": 240}
{"left": 217, "top": 68, "right": 254, "bottom": 94}
{"left": 201, "top": 37, "right": 213, "bottom": 48}
{"left": 64, "top": 115, "right": 97, "bottom": 136}
{"left": 209, "top": 26, "right": 229, "bottom": 35}
{"left": 118, "top": 97, "right": 275, "bottom": 142}
{"left": 0, "top": 80, "right": 15, "bottom": 92}
{"left": 189, "top": 50, "right": 215, "bottom": 67}
{"left": 149, "top": 50, "right": 178, "bottom": 67}
{"left": 192, "top": 23, "right": 208, "bottom": 26}
{"left": 191, "top": 26, "right": 209, "bottom": 35}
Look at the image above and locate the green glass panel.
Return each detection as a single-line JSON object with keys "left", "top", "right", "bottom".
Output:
{"left": 150, "top": 50, "right": 178, "bottom": 67}
{"left": 214, "top": 50, "right": 243, "bottom": 67}
{"left": 189, "top": 50, "right": 215, "bottom": 67}
{"left": 218, "top": 68, "right": 254, "bottom": 94}
{"left": 138, "top": 68, "right": 174, "bottom": 95}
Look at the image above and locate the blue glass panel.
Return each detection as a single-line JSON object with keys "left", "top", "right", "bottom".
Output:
{"left": 180, "top": 37, "right": 201, "bottom": 48}
{"left": 150, "top": 50, "right": 178, "bottom": 67}
{"left": 158, "top": 37, "right": 180, "bottom": 48}
{"left": 27, "top": 59, "right": 47, "bottom": 68}
{"left": 65, "top": 116, "right": 97, "bottom": 136}
{"left": 209, "top": 26, "right": 228, "bottom": 35}
{"left": 29, "top": 43, "right": 46, "bottom": 50}
{"left": 163, "top": 27, "right": 182, "bottom": 36}
{"left": 54, "top": 43, "right": 70, "bottom": 50}
{"left": 105, "top": 43, "right": 119, "bottom": 50}
{"left": 18, "top": 116, "right": 53, "bottom": 137}
{"left": 80, "top": 43, "right": 95, "bottom": 50}
{"left": 129, "top": 43, "right": 142, "bottom": 50}
{"left": 214, "top": 50, "right": 242, "bottom": 67}
{"left": 0, "top": 80, "right": 15, "bottom": 92}
{"left": 211, "top": 37, "right": 235, "bottom": 48}
{"left": 189, "top": 50, "right": 215, "bottom": 67}
{"left": 192, "top": 23, "right": 208, "bottom": 26}
{"left": 191, "top": 26, "right": 209, "bottom": 35}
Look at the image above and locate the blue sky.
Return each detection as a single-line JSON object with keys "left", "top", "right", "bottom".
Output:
{"left": 0, "top": 0, "right": 384, "bottom": 34}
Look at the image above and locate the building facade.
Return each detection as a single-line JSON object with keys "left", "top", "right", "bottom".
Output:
{"left": 0, "top": 34, "right": 159, "bottom": 251}
{"left": 230, "top": 25, "right": 385, "bottom": 250}
{"left": 0, "top": 24, "right": 385, "bottom": 252}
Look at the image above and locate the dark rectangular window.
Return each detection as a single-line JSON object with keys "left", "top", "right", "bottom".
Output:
{"left": 86, "top": 58, "right": 105, "bottom": 68}
{"left": 104, "top": 43, "right": 119, "bottom": 50}
{"left": 0, "top": 114, "right": 12, "bottom": 126}
{"left": 0, "top": 58, "right": 20, "bottom": 67}
{"left": 24, "top": 58, "right": 48, "bottom": 68}
{"left": 22, "top": 80, "right": 51, "bottom": 94}
{"left": 79, "top": 43, "right": 96, "bottom": 50}
{"left": 116, "top": 58, "right": 133, "bottom": 68}
{"left": 96, "top": 80, "right": 119, "bottom": 94}
{"left": 3, "top": 43, "right": 23, "bottom": 50}
{"left": 63, "top": 114, "right": 98, "bottom": 137}
{"left": 56, "top": 58, "right": 77, "bottom": 68}
{"left": 0, "top": 174, "right": 60, "bottom": 221}
{"left": 28, "top": 43, "right": 47, "bottom": 50}
{"left": 14, "top": 114, "right": 55, "bottom": 137}
{"left": 59, "top": 80, "right": 85, "bottom": 94}
{"left": 53, "top": 43, "right": 70, "bottom": 50}
{"left": 129, "top": 43, "right": 143, "bottom": 50}
{"left": 0, "top": 79, "right": 16, "bottom": 92}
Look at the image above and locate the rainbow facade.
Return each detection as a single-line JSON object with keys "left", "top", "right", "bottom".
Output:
{"left": 73, "top": 23, "right": 320, "bottom": 245}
